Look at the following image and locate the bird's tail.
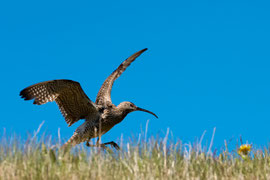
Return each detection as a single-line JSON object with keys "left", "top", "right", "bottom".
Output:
{"left": 61, "top": 121, "right": 96, "bottom": 148}
{"left": 62, "top": 132, "right": 85, "bottom": 148}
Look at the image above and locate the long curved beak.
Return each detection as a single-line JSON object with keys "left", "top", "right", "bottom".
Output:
{"left": 136, "top": 107, "right": 158, "bottom": 118}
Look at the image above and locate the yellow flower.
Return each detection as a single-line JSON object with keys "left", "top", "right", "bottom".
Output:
{"left": 238, "top": 144, "right": 252, "bottom": 155}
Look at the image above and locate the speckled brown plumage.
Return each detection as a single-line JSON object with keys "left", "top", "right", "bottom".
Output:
{"left": 96, "top": 48, "right": 148, "bottom": 107}
{"left": 20, "top": 48, "right": 158, "bottom": 149}
{"left": 20, "top": 80, "right": 98, "bottom": 127}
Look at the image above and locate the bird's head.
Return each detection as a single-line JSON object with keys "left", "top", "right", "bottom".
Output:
{"left": 117, "top": 101, "right": 158, "bottom": 118}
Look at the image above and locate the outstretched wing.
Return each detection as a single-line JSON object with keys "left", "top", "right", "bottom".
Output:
{"left": 96, "top": 48, "right": 148, "bottom": 107}
{"left": 20, "top": 79, "right": 98, "bottom": 127}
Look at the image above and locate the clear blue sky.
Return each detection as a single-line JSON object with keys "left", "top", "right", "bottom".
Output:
{"left": 0, "top": 0, "right": 270, "bottom": 149}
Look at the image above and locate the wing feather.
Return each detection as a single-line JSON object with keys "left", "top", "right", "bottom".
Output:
{"left": 95, "top": 48, "right": 148, "bottom": 107}
{"left": 20, "top": 79, "right": 98, "bottom": 126}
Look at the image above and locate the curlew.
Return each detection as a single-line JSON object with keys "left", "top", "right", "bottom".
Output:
{"left": 20, "top": 48, "right": 157, "bottom": 150}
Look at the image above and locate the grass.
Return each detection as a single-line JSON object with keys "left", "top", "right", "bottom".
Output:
{"left": 0, "top": 127, "right": 270, "bottom": 179}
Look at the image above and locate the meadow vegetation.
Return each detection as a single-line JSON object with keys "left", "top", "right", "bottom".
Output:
{"left": 0, "top": 126, "right": 269, "bottom": 180}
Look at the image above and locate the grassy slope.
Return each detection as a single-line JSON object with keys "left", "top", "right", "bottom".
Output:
{"left": 0, "top": 134, "right": 270, "bottom": 180}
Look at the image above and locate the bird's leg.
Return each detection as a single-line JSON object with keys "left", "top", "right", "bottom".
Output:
{"left": 85, "top": 137, "right": 106, "bottom": 149}
{"left": 86, "top": 137, "right": 98, "bottom": 147}
{"left": 96, "top": 137, "right": 120, "bottom": 150}
{"left": 85, "top": 138, "right": 120, "bottom": 150}
{"left": 101, "top": 141, "right": 120, "bottom": 150}
{"left": 85, "top": 138, "right": 91, "bottom": 147}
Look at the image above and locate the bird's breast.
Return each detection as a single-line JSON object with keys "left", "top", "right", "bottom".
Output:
{"left": 101, "top": 109, "right": 125, "bottom": 125}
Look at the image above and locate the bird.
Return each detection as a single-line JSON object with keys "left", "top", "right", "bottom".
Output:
{"left": 20, "top": 48, "right": 158, "bottom": 150}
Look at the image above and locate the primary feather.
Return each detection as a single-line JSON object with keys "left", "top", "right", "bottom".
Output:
{"left": 20, "top": 79, "right": 98, "bottom": 126}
